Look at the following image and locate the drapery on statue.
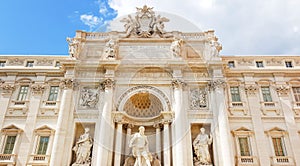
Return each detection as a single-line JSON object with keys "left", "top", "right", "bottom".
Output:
{"left": 72, "top": 128, "right": 93, "bottom": 165}
{"left": 66, "top": 37, "right": 80, "bottom": 57}
{"left": 170, "top": 39, "right": 183, "bottom": 57}
{"left": 129, "top": 126, "right": 152, "bottom": 166}
{"left": 193, "top": 128, "right": 213, "bottom": 165}
{"left": 103, "top": 39, "right": 117, "bottom": 59}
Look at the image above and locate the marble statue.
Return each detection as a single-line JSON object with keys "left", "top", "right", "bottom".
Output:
{"left": 67, "top": 37, "right": 80, "bottom": 57}
{"left": 193, "top": 128, "right": 213, "bottom": 165}
{"left": 209, "top": 39, "right": 222, "bottom": 57}
{"left": 129, "top": 126, "right": 152, "bottom": 166}
{"left": 170, "top": 39, "right": 183, "bottom": 57}
{"left": 72, "top": 128, "right": 93, "bottom": 165}
{"left": 103, "top": 39, "right": 117, "bottom": 59}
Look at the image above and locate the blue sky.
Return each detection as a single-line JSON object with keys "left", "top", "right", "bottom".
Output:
{"left": 0, "top": 0, "right": 116, "bottom": 55}
{"left": 0, "top": 0, "right": 300, "bottom": 55}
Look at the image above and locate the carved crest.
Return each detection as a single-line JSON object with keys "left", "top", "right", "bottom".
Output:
{"left": 120, "top": 5, "right": 172, "bottom": 38}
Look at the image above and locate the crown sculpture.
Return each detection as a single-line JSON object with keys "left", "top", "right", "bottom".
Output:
{"left": 120, "top": 5, "right": 172, "bottom": 38}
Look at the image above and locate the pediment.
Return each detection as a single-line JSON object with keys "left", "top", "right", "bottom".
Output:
{"left": 1, "top": 124, "right": 23, "bottom": 132}
{"left": 34, "top": 125, "right": 55, "bottom": 133}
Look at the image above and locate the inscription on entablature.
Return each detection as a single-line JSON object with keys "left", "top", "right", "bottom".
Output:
{"left": 119, "top": 44, "right": 171, "bottom": 59}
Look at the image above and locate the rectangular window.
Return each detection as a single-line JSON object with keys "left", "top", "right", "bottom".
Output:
{"left": 37, "top": 136, "right": 49, "bottom": 155}
{"left": 228, "top": 61, "right": 235, "bottom": 68}
{"left": 0, "top": 61, "right": 6, "bottom": 67}
{"left": 3, "top": 136, "right": 16, "bottom": 154}
{"left": 272, "top": 137, "right": 286, "bottom": 156}
{"left": 55, "top": 61, "right": 60, "bottom": 67}
{"left": 238, "top": 137, "right": 251, "bottom": 156}
{"left": 285, "top": 61, "right": 293, "bottom": 68}
{"left": 292, "top": 87, "right": 300, "bottom": 102}
{"left": 26, "top": 61, "right": 34, "bottom": 67}
{"left": 256, "top": 61, "right": 264, "bottom": 68}
{"left": 17, "top": 85, "right": 29, "bottom": 101}
{"left": 48, "top": 86, "right": 59, "bottom": 101}
{"left": 261, "top": 86, "right": 272, "bottom": 102}
{"left": 230, "top": 86, "right": 241, "bottom": 102}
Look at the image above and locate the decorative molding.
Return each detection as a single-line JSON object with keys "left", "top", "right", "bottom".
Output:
{"left": 276, "top": 85, "right": 290, "bottom": 96}
{"left": 59, "top": 78, "right": 75, "bottom": 89}
{"left": 31, "top": 84, "right": 46, "bottom": 95}
{"left": 244, "top": 85, "right": 258, "bottom": 95}
{"left": 1, "top": 83, "right": 15, "bottom": 94}
{"left": 171, "top": 79, "right": 186, "bottom": 89}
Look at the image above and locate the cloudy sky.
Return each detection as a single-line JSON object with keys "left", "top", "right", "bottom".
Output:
{"left": 0, "top": 0, "right": 299, "bottom": 55}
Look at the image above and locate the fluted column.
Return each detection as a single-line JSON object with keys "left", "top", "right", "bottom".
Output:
{"left": 154, "top": 123, "right": 162, "bottom": 160}
{"left": 96, "top": 79, "right": 115, "bottom": 166}
{"left": 50, "top": 79, "right": 74, "bottom": 166}
{"left": 163, "top": 121, "right": 171, "bottom": 166}
{"left": 171, "top": 79, "right": 187, "bottom": 166}
{"left": 210, "top": 79, "right": 234, "bottom": 165}
{"left": 114, "top": 122, "right": 123, "bottom": 166}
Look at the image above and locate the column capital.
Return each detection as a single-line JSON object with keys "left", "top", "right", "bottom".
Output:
{"left": 125, "top": 124, "right": 134, "bottom": 129}
{"left": 171, "top": 79, "right": 186, "bottom": 89}
{"left": 0, "top": 83, "right": 15, "bottom": 94}
{"left": 275, "top": 84, "right": 290, "bottom": 97}
{"left": 244, "top": 84, "right": 259, "bottom": 96}
{"left": 100, "top": 78, "right": 115, "bottom": 90}
{"left": 31, "top": 83, "right": 46, "bottom": 95}
{"left": 59, "top": 78, "right": 76, "bottom": 90}
{"left": 208, "top": 79, "right": 226, "bottom": 90}
{"left": 153, "top": 123, "right": 162, "bottom": 129}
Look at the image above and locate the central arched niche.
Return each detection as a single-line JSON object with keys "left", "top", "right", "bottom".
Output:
{"left": 117, "top": 85, "right": 171, "bottom": 120}
{"left": 123, "top": 91, "right": 163, "bottom": 118}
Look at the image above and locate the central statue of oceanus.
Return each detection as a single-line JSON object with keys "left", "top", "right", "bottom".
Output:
{"left": 129, "top": 126, "right": 153, "bottom": 166}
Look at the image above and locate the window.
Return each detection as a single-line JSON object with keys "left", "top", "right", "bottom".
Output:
{"left": 26, "top": 61, "right": 34, "bottom": 67}
{"left": 238, "top": 137, "right": 251, "bottom": 156}
{"left": 228, "top": 61, "right": 235, "bottom": 68}
{"left": 36, "top": 136, "right": 49, "bottom": 155}
{"left": 272, "top": 137, "right": 286, "bottom": 156}
{"left": 0, "top": 61, "right": 6, "bottom": 67}
{"left": 48, "top": 86, "right": 59, "bottom": 101}
{"left": 285, "top": 61, "right": 293, "bottom": 68}
{"left": 55, "top": 61, "right": 60, "bottom": 67}
{"left": 261, "top": 86, "right": 272, "bottom": 102}
{"left": 17, "top": 85, "right": 29, "bottom": 101}
{"left": 292, "top": 87, "right": 300, "bottom": 102}
{"left": 256, "top": 61, "right": 264, "bottom": 68}
{"left": 230, "top": 86, "right": 241, "bottom": 102}
{"left": 3, "top": 136, "right": 16, "bottom": 154}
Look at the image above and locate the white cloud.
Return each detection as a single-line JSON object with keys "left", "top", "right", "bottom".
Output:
{"left": 80, "top": 14, "right": 102, "bottom": 30}
{"left": 106, "top": 0, "right": 300, "bottom": 55}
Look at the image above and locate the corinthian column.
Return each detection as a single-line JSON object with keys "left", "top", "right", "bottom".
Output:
{"left": 50, "top": 79, "right": 74, "bottom": 166}
{"left": 171, "top": 79, "right": 188, "bottom": 166}
{"left": 209, "top": 79, "right": 234, "bottom": 165}
{"left": 96, "top": 79, "right": 115, "bottom": 166}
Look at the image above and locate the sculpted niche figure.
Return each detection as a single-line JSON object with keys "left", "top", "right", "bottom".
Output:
{"left": 170, "top": 39, "right": 183, "bottom": 57}
{"left": 129, "top": 126, "right": 152, "bottom": 166}
{"left": 193, "top": 128, "right": 213, "bottom": 165}
{"left": 72, "top": 128, "right": 93, "bottom": 165}
{"left": 103, "top": 39, "right": 117, "bottom": 59}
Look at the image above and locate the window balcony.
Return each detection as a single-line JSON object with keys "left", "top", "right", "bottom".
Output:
{"left": 28, "top": 154, "right": 50, "bottom": 165}
{"left": 40, "top": 101, "right": 60, "bottom": 115}
{"left": 260, "top": 102, "right": 280, "bottom": 115}
{"left": 229, "top": 102, "right": 248, "bottom": 115}
{"left": 0, "top": 154, "right": 17, "bottom": 165}
{"left": 8, "top": 100, "right": 29, "bottom": 115}
{"left": 236, "top": 156, "right": 258, "bottom": 165}
{"left": 271, "top": 156, "right": 294, "bottom": 166}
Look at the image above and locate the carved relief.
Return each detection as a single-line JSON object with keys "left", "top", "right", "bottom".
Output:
{"left": 102, "top": 39, "right": 117, "bottom": 59}
{"left": 36, "top": 59, "right": 53, "bottom": 66}
{"left": 8, "top": 58, "right": 24, "bottom": 65}
{"left": 1, "top": 83, "right": 15, "bottom": 94}
{"left": 79, "top": 87, "right": 99, "bottom": 109}
{"left": 120, "top": 5, "right": 172, "bottom": 38}
{"left": 190, "top": 88, "right": 208, "bottom": 109}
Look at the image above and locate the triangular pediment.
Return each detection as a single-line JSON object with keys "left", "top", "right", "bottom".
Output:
{"left": 234, "top": 127, "right": 252, "bottom": 132}
{"left": 34, "top": 125, "right": 55, "bottom": 132}
{"left": 1, "top": 124, "right": 23, "bottom": 132}
{"left": 267, "top": 127, "right": 285, "bottom": 132}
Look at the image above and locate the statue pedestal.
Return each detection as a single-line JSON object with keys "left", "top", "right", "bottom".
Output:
{"left": 72, "top": 164, "right": 90, "bottom": 166}
{"left": 194, "top": 160, "right": 213, "bottom": 166}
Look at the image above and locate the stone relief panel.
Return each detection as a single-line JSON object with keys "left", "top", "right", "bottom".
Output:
{"left": 190, "top": 87, "right": 208, "bottom": 109}
{"left": 79, "top": 87, "right": 100, "bottom": 109}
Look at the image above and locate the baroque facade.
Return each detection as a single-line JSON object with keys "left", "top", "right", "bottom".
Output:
{"left": 0, "top": 5, "right": 300, "bottom": 166}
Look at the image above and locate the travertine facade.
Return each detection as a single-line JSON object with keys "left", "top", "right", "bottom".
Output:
{"left": 0, "top": 6, "right": 299, "bottom": 166}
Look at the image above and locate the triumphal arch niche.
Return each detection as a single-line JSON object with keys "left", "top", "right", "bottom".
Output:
{"left": 69, "top": 5, "right": 231, "bottom": 166}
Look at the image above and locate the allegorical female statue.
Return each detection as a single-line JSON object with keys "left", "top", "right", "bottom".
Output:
{"left": 72, "top": 128, "right": 93, "bottom": 165}
{"left": 129, "top": 126, "right": 152, "bottom": 166}
{"left": 193, "top": 127, "right": 213, "bottom": 165}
